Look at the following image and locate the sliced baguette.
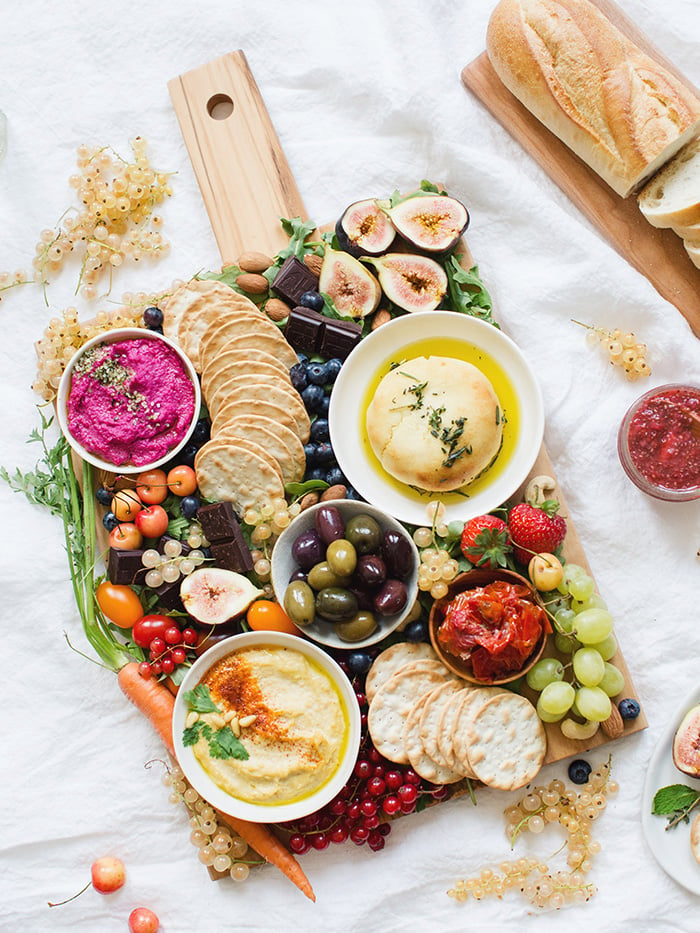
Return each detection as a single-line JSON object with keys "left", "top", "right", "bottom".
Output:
{"left": 637, "top": 136, "right": 700, "bottom": 228}
{"left": 671, "top": 218, "right": 700, "bottom": 239}
{"left": 683, "top": 238, "right": 700, "bottom": 270}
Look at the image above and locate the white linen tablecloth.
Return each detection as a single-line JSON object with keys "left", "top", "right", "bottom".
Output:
{"left": 1, "top": 1, "right": 699, "bottom": 930}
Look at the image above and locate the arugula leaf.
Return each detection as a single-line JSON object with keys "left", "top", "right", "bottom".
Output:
{"left": 444, "top": 258, "right": 498, "bottom": 327}
{"left": 183, "top": 684, "right": 220, "bottom": 714}
{"left": 652, "top": 784, "right": 700, "bottom": 826}
{"left": 208, "top": 728, "right": 250, "bottom": 761}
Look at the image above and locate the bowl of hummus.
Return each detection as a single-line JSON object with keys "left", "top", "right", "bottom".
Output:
{"left": 56, "top": 327, "right": 200, "bottom": 473}
{"left": 172, "top": 631, "right": 362, "bottom": 823}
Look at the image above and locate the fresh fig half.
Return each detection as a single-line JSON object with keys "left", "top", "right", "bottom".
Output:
{"left": 362, "top": 253, "right": 448, "bottom": 312}
{"left": 672, "top": 704, "right": 700, "bottom": 777}
{"left": 319, "top": 246, "right": 381, "bottom": 319}
{"left": 387, "top": 194, "right": 469, "bottom": 253}
{"left": 335, "top": 198, "right": 396, "bottom": 257}
{"left": 180, "top": 567, "right": 262, "bottom": 624}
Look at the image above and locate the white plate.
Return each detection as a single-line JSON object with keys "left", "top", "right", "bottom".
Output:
{"left": 328, "top": 311, "right": 544, "bottom": 525}
{"left": 641, "top": 684, "right": 700, "bottom": 895}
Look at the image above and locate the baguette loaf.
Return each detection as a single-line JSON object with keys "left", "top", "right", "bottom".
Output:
{"left": 486, "top": 0, "right": 700, "bottom": 197}
{"left": 637, "top": 136, "right": 700, "bottom": 227}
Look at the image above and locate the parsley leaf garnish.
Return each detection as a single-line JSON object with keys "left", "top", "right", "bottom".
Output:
{"left": 208, "top": 729, "right": 249, "bottom": 761}
{"left": 182, "top": 685, "right": 250, "bottom": 761}
{"left": 183, "top": 684, "right": 220, "bottom": 714}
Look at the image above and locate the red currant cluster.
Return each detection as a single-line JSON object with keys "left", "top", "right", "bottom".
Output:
{"left": 137, "top": 623, "right": 199, "bottom": 679}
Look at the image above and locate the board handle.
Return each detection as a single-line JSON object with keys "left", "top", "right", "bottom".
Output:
{"left": 169, "top": 50, "right": 308, "bottom": 267}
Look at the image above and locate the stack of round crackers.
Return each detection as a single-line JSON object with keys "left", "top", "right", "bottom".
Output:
{"left": 162, "top": 279, "right": 309, "bottom": 513}
{"left": 366, "top": 643, "right": 546, "bottom": 791}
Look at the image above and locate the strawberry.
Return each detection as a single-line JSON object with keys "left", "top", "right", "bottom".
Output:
{"left": 460, "top": 514, "right": 511, "bottom": 568}
{"left": 508, "top": 500, "right": 567, "bottom": 565}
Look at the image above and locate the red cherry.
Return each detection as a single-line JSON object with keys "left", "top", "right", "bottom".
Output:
{"left": 90, "top": 856, "right": 126, "bottom": 894}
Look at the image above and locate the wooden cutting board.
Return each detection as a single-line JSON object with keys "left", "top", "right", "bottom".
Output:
{"left": 168, "top": 50, "right": 646, "bottom": 770}
{"left": 461, "top": 0, "right": 700, "bottom": 339}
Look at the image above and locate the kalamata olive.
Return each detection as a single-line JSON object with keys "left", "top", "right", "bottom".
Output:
{"left": 314, "top": 504, "right": 345, "bottom": 545}
{"left": 381, "top": 529, "right": 414, "bottom": 580}
{"left": 373, "top": 579, "right": 408, "bottom": 616}
{"left": 307, "top": 561, "right": 349, "bottom": 592}
{"left": 315, "top": 587, "right": 358, "bottom": 622}
{"left": 345, "top": 514, "right": 382, "bottom": 555}
{"left": 288, "top": 568, "right": 308, "bottom": 584}
{"left": 336, "top": 611, "right": 378, "bottom": 642}
{"left": 283, "top": 580, "right": 316, "bottom": 626}
{"left": 354, "top": 554, "right": 387, "bottom": 589}
{"left": 291, "top": 528, "right": 324, "bottom": 571}
{"left": 326, "top": 539, "right": 357, "bottom": 577}
{"left": 349, "top": 586, "right": 374, "bottom": 611}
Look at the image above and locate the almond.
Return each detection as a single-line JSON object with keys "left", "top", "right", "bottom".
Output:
{"left": 265, "top": 297, "right": 291, "bottom": 322}
{"left": 371, "top": 308, "right": 392, "bottom": 331}
{"left": 238, "top": 250, "right": 274, "bottom": 273}
{"left": 601, "top": 704, "right": 624, "bottom": 739}
{"left": 320, "top": 484, "right": 347, "bottom": 501}
{"left": 303, "top": 253, "right": 323, "bottom": 277}
{"left": 236, "top": 272, "right": 269, "bottom": 295}
{"left": 299, "top": 491, "right": 320, "bottom": 511}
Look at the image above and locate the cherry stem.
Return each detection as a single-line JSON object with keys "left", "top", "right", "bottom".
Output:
{"left": 48, "top": 880, "right": 91, "bottom": 908}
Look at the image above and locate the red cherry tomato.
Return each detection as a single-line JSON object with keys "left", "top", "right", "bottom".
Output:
{"left": 109, "top": 522, "right": 143, "bottom": 550}
{"left": 132, "top": 614, "right": 175, "bottom": 649}
{"left": 136, "top": 468, "right": 169, "bottom": 505}
{"left": 111, "top": 488, "right": 142, "bottom": 522}
{"left": 96, "top": 582, "right": 144, "bottom": 629}
{"left": 128, "top": 907, "right": 160, "bottom": 933}
{"left": 167, "top": 464, "right": 197, "bottom": 496}
{"left": 134, "top": 504, "right": 169, "bottom": 538}
{"left": 247, "top": 599, "right": 302, "bottom": 635}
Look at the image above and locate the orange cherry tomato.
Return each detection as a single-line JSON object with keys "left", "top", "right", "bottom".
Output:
{"left": 167, "top": 465, "right": 197, "bottom": 496}
{"left": 247, "top": 599, "right": 302, "bottom": 635}
{"left": 111, "top": 488, "right": 142, "bottom": 522}
{"left": 109, "top": 522, "right": 143, "bottom": 550}
{"left": 136, "top": 468, "right": 169, "bottom": 505}
{"left": 96, "top": 581, "right": 144, "bottom": 629}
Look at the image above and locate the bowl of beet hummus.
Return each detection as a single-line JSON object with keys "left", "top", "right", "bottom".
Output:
{"left": 57, "top": 328, "right": 200, "bottom": 473}
{"left": 618, "top": 384, "right": 700, "bottom": 502}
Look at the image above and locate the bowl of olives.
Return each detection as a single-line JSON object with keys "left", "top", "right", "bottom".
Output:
{"left": 270, "top": 500, "right": 419, "bottom": 649}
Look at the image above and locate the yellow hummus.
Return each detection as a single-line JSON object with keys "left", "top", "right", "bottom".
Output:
{"left": 193, "top": 646, "right": 348, "bottom": 805}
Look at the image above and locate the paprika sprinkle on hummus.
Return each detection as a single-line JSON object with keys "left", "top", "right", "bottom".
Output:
{"left": 66, "top": 336, "right": 196, "bottom": 467}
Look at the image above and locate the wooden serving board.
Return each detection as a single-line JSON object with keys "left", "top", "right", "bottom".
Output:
{"left": 168, "top": 51, "right": 646, "bottom": 769}
{"left": 461, "top": 0, "right": 700, "bottom": 339}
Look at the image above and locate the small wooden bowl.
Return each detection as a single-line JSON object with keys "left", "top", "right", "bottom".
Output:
{"left": 428, "top": 568, "right": 548, "bottom": 685}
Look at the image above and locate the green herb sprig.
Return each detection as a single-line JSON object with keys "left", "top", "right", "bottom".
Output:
{"left": 652, "top": 784, "right": 700, "bottom": 830}
{"left": 182, "top": 685, "right": 249, "bottom": 761}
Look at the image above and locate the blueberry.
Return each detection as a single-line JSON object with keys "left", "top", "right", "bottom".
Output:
{"left": 305, "top": 466, "right": 327, "bottom": 482}
{"left": 315, "top": 442, "right": 335, "bottom": 464}
{"left": 319, "top": 394, "right": 331, "bottom": 416}
{"left": 325, "top": 358, "right": 343, "bottom": 382}
{"left": 568, "top": 759, "right": 592, "bottom": 785}
{"left": 618, "top": 698, "right": 641, "bottom": 720}
{"left": 180, "top": 495, "right": 201, "bottom": 519}
{"left": 179, "top": 443, "right": 199, "bottom": 468}
{"left": 303, "top": 442, "right": 318, "bottom": 465}
{"left": 300, "top": 290, "right": 324, "bottom": 312}
{"left": 404, "top": 618, "right": 429, "bottom": 642}
{"left": 301, "top": 384, "right": 325, "bottom": 413}
{"left": 307, "top": 362, "right": 329, "bottom": 386}
{"left": 290, "top": 362, "right": 309, "bottom": 392}
{"left": 325, "top": 466, "right": 347, "bottom": 486}
{"left": 191, "top": 419, "right": 210, "bottom": 446}
{"left": 95, "top": 485, "right": 112, "bottom": 507}
{"left": 345, "top": 486, "right": 363, "bottom": 501}
{"left": 310, "top": 417, "right": 330, "bottom": 442}
{"left": 143, "top": 306, "right": 164, "bottom": 330}
{"left": 102, "top": 511, "right": 119, "bottom": 531}
{"left": 347, "top": 651, "right": 373, "bottom": 677}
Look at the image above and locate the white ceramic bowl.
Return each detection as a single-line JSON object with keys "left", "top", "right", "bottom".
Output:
{"left": 270, "top": 500, "right": 419, "bottom": 649}
{"left": 328, "top": 311, "right": 544, "bottom": 525}
{"left": 171, "top": 631, "right": 361, "bottom": 823}
{"left": 56, "top": 327, "right": 201, "bottom": 474}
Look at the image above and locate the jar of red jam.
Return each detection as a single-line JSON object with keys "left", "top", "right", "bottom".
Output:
{"left": 618, "top": 384, "right": 700, "bottom": 501}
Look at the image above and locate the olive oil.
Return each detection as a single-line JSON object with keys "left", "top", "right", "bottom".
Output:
{"left": 360, "top": 335, "right": 520, "bottom": 509}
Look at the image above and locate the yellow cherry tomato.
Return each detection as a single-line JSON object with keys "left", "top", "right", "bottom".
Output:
{"left": 247, "top": 599, "right": 302, "bottom": 635}
{"left": 96, "top": 581, "right": 144, "bottom": 629}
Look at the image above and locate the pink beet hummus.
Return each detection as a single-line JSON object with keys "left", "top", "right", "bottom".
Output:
{"left": 67, "top": 337, "right": 196, "bottom": 467}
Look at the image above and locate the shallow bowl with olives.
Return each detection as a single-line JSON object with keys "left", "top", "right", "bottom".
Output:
{"left": 270, "top": 500, "right": 419, "bottom": 649}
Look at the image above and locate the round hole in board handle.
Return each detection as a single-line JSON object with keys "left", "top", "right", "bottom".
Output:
{"left": 207, "top": 94, "right": 234, "bottom": 120}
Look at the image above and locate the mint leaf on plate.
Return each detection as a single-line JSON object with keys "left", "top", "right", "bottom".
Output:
{"left": 652, "top": 783, "right": 700, "bottom": 829}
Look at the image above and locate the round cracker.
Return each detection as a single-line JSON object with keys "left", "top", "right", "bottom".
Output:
{"left": 213, "top": 384, "right": 310, "bottom": 443}
{"left": 202, "top": 348, "right": 291, "bottom": 400}
{"left": 436, "top": 687, "right": 476, "bottom": 769}
{"left": 201, "top": 332, "right": 298, "bottom": 379}
{"left": 212, "top": 398, "right": 306, "bottom": 443}
{"left": 200, "top": 314, "right": 299, "bottom": 370}
{"left": 368, "top": 667, "right": 452, "bottom": 764}
{"left": 419, "top": 680, "right": 467, "bottom": 770}
{"left": 216, "top": 422, "right": 300, "bottom": 484}
{"left": 194, "top": 438, "right": 285, "bottom": 513}
{"left": 465, "top": 693, "right": 546, "bottom": 791}
{"left": 365, "top": 642, "right": 438, "bottom": 704}
{"left": 208, "top": 434, "right": 283, "bottom": 484}
{"left": 450, "top": 686, "right": 508, "bottom": 775}
{"left": 215, "top": 414, "right": 305, "bottom": 482}
{"left": 207, "top": 371, "right": 299, "bottom": 422}
{"left": 403, "top": 691, "right": 467, "bottom": 784}
{"left": 162, "top": 279, "right": 243, "bottom": 341}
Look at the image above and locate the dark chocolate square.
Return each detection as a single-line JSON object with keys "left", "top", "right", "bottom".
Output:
{"left": 320, "top": 317, "right": 362, "bottom": 360}
{"left": 196, "top": 501, "right": 242, "bottom": 543}
{"left": 108, "top": 548, "right": 147, "bottom": 586}
{"left": 272, "top": 256, "right": 318, "bottom": 306}
{"left": 210, "top": 539, "right": 254, "bottom": 574}
{"left": 284, "top": 306, "right": 326, "bottom": 355}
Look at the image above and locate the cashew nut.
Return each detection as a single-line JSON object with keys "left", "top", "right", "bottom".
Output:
{"left": 525, "top": 474, "right": 557, "bottom": 507}
{"left": 560, "top": 718, "right": 600, "bottom": 741}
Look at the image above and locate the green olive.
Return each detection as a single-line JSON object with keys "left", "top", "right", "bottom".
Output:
{"left": 344, "top": 514, "right": 382, "bottom": 555}
{"left": 307, "top": 560, "right": 349, "bottom": 591}
{"left": 336, "top": 610, "right": 378, "bottom": 642}
{"left": 315, "top": 587, "right": 358, "bottom": 623}
{"left": 326, "top": 539, "right": 357, "bottom": 578}
{"left": 283, "top": 580, "right": 316, "bottom": 626}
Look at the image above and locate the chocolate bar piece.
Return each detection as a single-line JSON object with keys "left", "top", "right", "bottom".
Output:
{"left": 157, "top": 535, "right": 191, "bottom": 557}
{"left": 272, "top": 256, "right": 318, "bottom": 307}
{"left": 210, "top": 539, "right": 254, "bottom": 574}
{"left": 196, "top": 501, "right": 254, "bottom": 573}
{"left": 321, "top": 317, "right": 362, "bottom": 360}
{"left": 284, "top": 306, "right": 325, "bottom": 355}
{"left": 153, "top": 580, "right": 185, "bottom": 612}
{"left": 108, "top": 548, "right": 147, "bottom": 586}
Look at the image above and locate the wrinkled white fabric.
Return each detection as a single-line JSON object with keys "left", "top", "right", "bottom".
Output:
{"left": 1, "top": 1, "right": 699, "bottom": 931}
